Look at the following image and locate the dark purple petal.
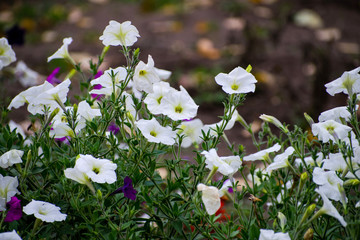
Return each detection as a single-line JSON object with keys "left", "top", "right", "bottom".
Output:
{"left": 94, "top": 71, "right": 103, "bottom": 79}
{"left": 227, "top": 187, "right": 234, "bottom": 193}
{"left": 4, "top": 197, "right": 22, "bottom": 222}
{"left": 47, "top": 67, "right": 61, "bottom": 85}
{"left": 108, "top": 122, "right": 120, "bottom": 135}
{"left": 109, "top": 176, "right": 137, "bottom": 201}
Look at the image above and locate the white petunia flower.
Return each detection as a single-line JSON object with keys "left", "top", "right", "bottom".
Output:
{"left": 321, "top": 152, "right": 348, "bottom": 172}
{"left": 0, "top": 37, "right": 16, "bottom": 70}
{"left": 202, "top": 109, "right": 240, "bottom": 137}
{"left": 312, "top": 167, "right": 346, "bottom": 203}
{"left": 47, "top": 37, "right": 75, "bottom": 65}
{"left": 8, "top": 120, "right": 26, "bottom": 138}
{"left": 325, "top": 67, "right": 360, "bottom": 96}
{"left": 90, "top": 67, "right": 128, "bottom": 96}
{"left": 0, "top": 230, "right": 22, "bottom": 240}
{"left": 160, "top": 86, "right": 199, "bottom": 121}
{"left": 318, "top": 106, "right": 352, "bottom": 123}
{"left": 243, "top": 143, "right": 281, "bottom": 161}
{"left": 215, "top": 66, "right": 257, "bottom": 94}
{"left": 23, "top": 200, "right": 67, "bottom": 222}
{"left": 197, "top": 183, "right": 221, "bottom": 215}
{"left": 77, "top": 101, "right": 101, "bottom": 121}
{"left": 266, "top": 146, "right": 295, "bottom": 172}
{"left": 74, "top": 154, "right": 117, "bottom": 184}
{"left": 0, "top": 175, "right": 20, "bottom": 211}
{"left": 7, "top": 81, "right": 53, "bottom": 111}
{"left": 155, "top": 67, "right": 171, "bottom": 80}
{"left": 259, "top": 229, "right": 291, "bottom": 240}
{"left": 0, "top": 149, "right": 23, "bottom": 168}
{"left": 201, "top": 149, "right": 242, "bottom": 177}
{"left": 136, "top": 118, "right": 176, "bottom": 145}
{"left": 315, "top": 188, "right": 347, "bottom": 227}
{"left": 144, "top": 81, "right": 175, "bottom": 115}
{"left": 219, "top": 179, "right": 233, "bottom": 197}
{"left": 294, "top": 152, "right": 323, "bottom": 168}
{"left": 177, "top": 118, "right": 204, "bottom": 148}
{"left": 99, "top": 20, "right": 140, "bottom": 47}
{"left": 247, "top": 168, "right": 269, "bottom": 186}
{"left": 311, "top": 120, "right": 352, "bottom": 143}
{"left": 133, "top": 55, "right": 160, "bottom": 93}
{"left": 49, "top": 107, "right": 86, "bottom": 138}
{"left": 15, "top": 61, "right": 39, "bottom": 87}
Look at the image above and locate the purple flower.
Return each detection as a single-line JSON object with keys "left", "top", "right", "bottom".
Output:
{"left": 110, "top": 176, "right": 137, "bottom": 201}
{"left": 47, "top": 67, "right": 62, "bottom": 85}
{"left": 4, "top": 196, "right": 22, "bottom": 222}
{"left": 108, "top": 122, "right": 120, "bottom": 135}
{"left": 91, "top": 71, "right": 105, "bottom": 100}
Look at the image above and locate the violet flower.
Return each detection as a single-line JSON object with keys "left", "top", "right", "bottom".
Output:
{"left": 46, "top": 67, "right": 62, "bottom": 85}
{"left": 110, "top": 176, "right": 137, "bottom": 201}
{"left": 4, "top": 196, "right": 22, "bottom": 222}
{"left": 108, "top": 122, "right": 120, "bottom": 135}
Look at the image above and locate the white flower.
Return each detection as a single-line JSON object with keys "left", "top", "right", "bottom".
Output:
{"left": 64, "top": 167, "right": 91, "bottom": 185}
{"left": 312, "top": 167, "right": 346, "bottom": 202}
{"left": 133, "top": 55, "right": 160, "bottom": 93}
{"left": 177, "top": 119, "right": 204, "bottom": 148}
{"left": 47, "top": 37, "right": 75, "bottom": 64}
{"left": 23, "top": 200, "right": 67, "bottom": 222}
{"left": 136, "top": 118, "right": 176, "bottom": 145}
{"left": 215, "top": 66, "right": 257, "bottom": 94}
{"left": 144, "top": 81, "right": 175, "bottom": 115}
{"left": 202, "top": 109, "right": 240, "bottom": 137}
{"left": 15, "top": 61, "right": 39, "bottom": 87}
{"left": 247, "top": 168, "right": 269, "bottom": 186}
{"left": 0, "top": 149, "right": 23, "bottom": 168}
{"left": 318, "top": 106, "right": 352, "bottom": 123}
{"left": 325, "top": 67, "right": 360, "bottom": 96}
{"left": 201, "top": 149, "right": 242, "bottom": 177}
{"left": 0, "top": 175, "right": 20, "bottom": 211}
{"left": 0, "top": 37, "right": 16, "bottom": 70}
{"left": 243, "top": 143, "right": 281, "bottom": 161}
{"left": 49, "top": 107, "right": 86, "bottom": 138}
{"left": 266, "top": 147, "right": 295, "bottom": 172}
{"left": 311, "top": 120, "right": 352, "bottom": 143}
{"left": 7, "top": 81, "right": 53, "bottom": 111}
{"left": 0, "top": 230, "right": 22, "bottom": 240}
{"left": 321, "top": 152, "right": 348, "bottom": 172}
{"left": 8, "top": 120, "right": 26, "bottom": 138}
{"left": 197, "top": 183, "right": 221, "bottom": 215}
{"left": 260, "top": 114, "right": 288, "bottom": 133}
{"left": 259, "top": 229, "right": 291, "bottom": 240}
{"left": 90, "top": 67, "right": 128, "bottom": 96}
{"left": 77, "top": 101, "right": 101, "bottom": 121}
{"left": 160, "top": 86, "right": 199, "bottom": 121}
{"left": 315, "top": 188, "right": 347, "bottom": 227}
{"left": 355, "top": 201, "right": 360, "bottom": 208}
{"left": 155, "top": 67, "right": 171, "bottom": 80}
{"left": 99, "top": 20, "right": 140, "bottom": 47}
{"left": 74, "top": 154, "right": 117, "bottom": 184}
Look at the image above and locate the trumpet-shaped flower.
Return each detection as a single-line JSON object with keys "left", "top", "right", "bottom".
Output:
{"left": 99, "top": 20, "right": 140, "bottom": 47}
{"left": 0, "top": 175, "right": 19, "bottom": 211}
{"left": 74, "top": 154, "right": 117, "bottom": 184}
{"left": 4, "top": 196, "right": 22, "bottom": 222}
{"left": 325, "top": 67, "right": 360, "bottom": 96}
{"left": 318, "top": 106, "right": 352, "bottom": 123}
{"left": 23, "top": 200, "right": 67, "bottom": 222}
{"left": 201, "top": 149, "right": 242, "bottom": 177}
{"left": 215, "top": 66, "right": 257, "bottom": 94}
{"left": 294, "top": 152, "right": 323, "bottom": 168}
{"left": 160, "top": 86, "right": 198, "bottom": 121}
{"left": 49, "top": 107, "right": 86, "bottom": 138}
{"left": 7, "top": 81, "right": 53, "bottom": 111}
{"left": 311, "top": 120, "right": 352, "bottom": 143}
{"left": 15, "top": 61, "right": 39, "bottom": 87}
{"left": 259, "top": 229, "right": 291, "bottom": 240}
{"left": 0, "top": 149, "right": 23, "bottom": 168}
{"left": 322, "top": 152, "right": 348, "bottom": 172}
{"left": 266, "top": 146, "right": 295, "bottom": 172}
{"left": 136, "top": 118, "right": 176, "bottom": 145}
{"left": 0, "top": 37, "right": 16, "bottom": 70}
{"left": 77, "top": 101, "right": 101, "bottom": 121}
{"left": 90, "top": 67, "right": 127, "bottom": 96}
{"left": 177, "top": 118, "right": 204, "bottom": 148}
{"left": 197, "top": 183, "right": 221, "bottom": 215}
{"left": 155, "top": 67, "right": 172, "bottom": 80}
{"left": 133, "top": 55, "right": 160, "bottom": 93}
{"left": 243, "top": 143, "right": 281, "bottom": 161}
{"left": 47, "top": 37, "right": 75, "bottom": 64}
{"left": 312, "top": 167, "right": 346, "bottom": 202}
{"left": 0, "top": 230, "right": 22, "bottom": 240}
{"left": 202, "top": 109, "right": 240, "bottom": 137}
{"left": 315, "top": 188, "right": 347, "bottom": 227}
{"left": 144, "top": 81, "right": 174, "bottom": 115}
{"left": 109, "top": 176, "right": 137, "bottom": 200}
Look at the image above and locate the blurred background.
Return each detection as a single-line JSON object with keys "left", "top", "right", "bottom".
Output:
{"left": 1, "top": 0, "right": 360, "bottom": 151}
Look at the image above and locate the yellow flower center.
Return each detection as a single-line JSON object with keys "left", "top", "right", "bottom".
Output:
{"left": 93, "top": 167, "right": 100, "bottom": 174}
{"left": 175, "top": 106, "right": 183, "bottom": 113}
{"left": 231, "top": 84, "right": 239, "bottom": 90}
{"left": 139, "top": 70, "right": 146, "bottom": 76}
{"left": 326, "top": 126, "right": 335, "bottom": 134}
{"left": 150, "top": 131, "right": 157, "bottom": 137}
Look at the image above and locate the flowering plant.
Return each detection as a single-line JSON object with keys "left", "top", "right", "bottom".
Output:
{"left": 0, "top": 20, "right": 360, "bottom": 239}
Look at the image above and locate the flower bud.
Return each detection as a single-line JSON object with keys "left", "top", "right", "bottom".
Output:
{"left": 344, "top": 178, "right": 360, "bottom": 186}
{"left": 304, "top": 113, "right": 314, "bottom": 126}
{"left": 277, "top": 212, "right": 287, "bottom": 231}
{"left": 299, "top": 172, "right": 308, "bottom": 192}
{"left": 299, "top": 204, "right": 316, "bottom": 226}
{"left": 246, "top": 64, "right": 252, "bottom": 73}
{"left": 303, "top": 228, "right": 314, "bottom": 240}
{"left": 259, "top": 114, "right": 288, "bottom": 134}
